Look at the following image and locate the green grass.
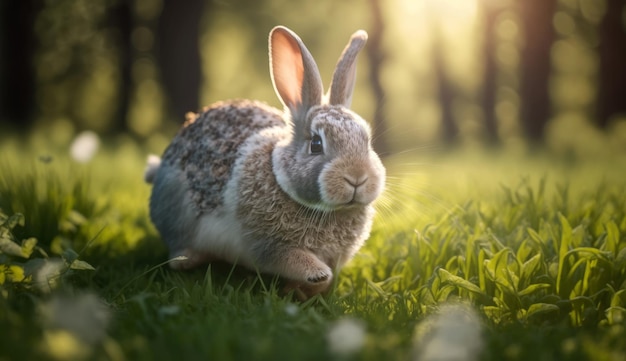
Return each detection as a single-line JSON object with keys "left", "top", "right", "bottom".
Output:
{"left": 1, "top": 139, "right": 625, "bottom": 361}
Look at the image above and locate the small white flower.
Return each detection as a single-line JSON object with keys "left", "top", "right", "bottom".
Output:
{"left": 70, "top": 131, "right": 100, "bottom": 163}
{"left": 33, "top": 258, "right": 66, "bottom": 293}
{"left": 284, "top": 303, "right": 299, "bottom": 316}
{"left": 158, "top": 305, "right": 181, "bottom": 317}
{"left": 413, "top": 304, "right": 483, "bottom": 361}
{"left": 40, "top": 292, "right": 111, "bottom": 345}
{"left": 326, "top": 317, "right": 366, "bottom": 356}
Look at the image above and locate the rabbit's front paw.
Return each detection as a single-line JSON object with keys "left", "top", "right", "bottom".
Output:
{"left": 265, "top": 248, "right": 332, "bottom": 291}
{"left": 284, "top": 266, "right": 333, "bottom": 301}
{"left": 307, "top": 269, "right": 331, "bottom": 284}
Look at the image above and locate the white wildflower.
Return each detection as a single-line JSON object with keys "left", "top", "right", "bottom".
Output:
{"left": 70, "top": 131, "right": 100, "bottom": 163}
{"left": 158, "top": 305, "right": 181, "bottom": 317}
{"left": 40, "top": 292, "right": 111, "bottom": 345}
{"left": 284, "top": 303, "right": 299, "bottom": 316}
{"left": 413, "top": 304, "right": 483, "bottom": 361}
{"left": 327, "top": 317, "right": 366, "bottom": 356}
{"left": 33, "top": 258, "right": 66, "bottom": 293}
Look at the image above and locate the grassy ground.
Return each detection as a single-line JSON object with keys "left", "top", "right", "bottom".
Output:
{"left": 1, "top": 138, "right": 625, "bottom": 361}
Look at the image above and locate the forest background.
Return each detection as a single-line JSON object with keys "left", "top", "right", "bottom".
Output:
{"left": 2, "top": 0, "right": 625, "bottom": 158}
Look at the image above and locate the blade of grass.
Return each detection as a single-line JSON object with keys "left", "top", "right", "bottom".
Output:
{"left": 556, "top": 214, "right": 572, "bottom": 297}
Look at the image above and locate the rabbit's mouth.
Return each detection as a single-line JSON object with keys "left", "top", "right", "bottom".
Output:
{"left": 345, "top": 184, "right": 369, "bottom": 207}
{"left": 341, "top": 200, "right": 364, "bottom": 210}
{"left": 294, "top": 197, "right": 369, "bottom": 213}
{"left": 327, "top": 193, "right": 375, "bottom": 211}
{"left": 323, "top": 174, "right": 384, "bottom": 209}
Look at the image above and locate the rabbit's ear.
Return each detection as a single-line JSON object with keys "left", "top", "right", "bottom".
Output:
{"left": 328, "top": 30, "right": 368, "bottom": 108}
{"left": 270, "top": 26, "right": 323, "bottom": 121}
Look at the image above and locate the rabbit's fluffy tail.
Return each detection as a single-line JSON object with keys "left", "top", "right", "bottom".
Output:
{"left": 144, "top": 155, "right": 162, "bottom": 184}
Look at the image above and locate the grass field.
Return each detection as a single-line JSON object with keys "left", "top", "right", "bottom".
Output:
{"left": 1, "top": 137, "right": 625, "bottom": 361}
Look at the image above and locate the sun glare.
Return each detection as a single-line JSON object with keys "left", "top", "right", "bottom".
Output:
{"left": 397, "top": 0, "right": 478, "bottom": 27}
{"left": 428, "top": 0, "right": 478, "bottom": 21}
{"left": 395, "top": 0, "right": 478, "bottom": 42}
{"left": 386, "top": 0, "right": 481, "bottom": 150}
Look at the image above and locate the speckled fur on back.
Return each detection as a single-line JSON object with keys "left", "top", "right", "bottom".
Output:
{"left": 161, "top": 100, "right": 285, "bottom": 215}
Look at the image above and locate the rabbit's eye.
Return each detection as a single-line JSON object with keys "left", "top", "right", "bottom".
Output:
{"left": 310, "top": 135, "right": 324, "bottom": 154}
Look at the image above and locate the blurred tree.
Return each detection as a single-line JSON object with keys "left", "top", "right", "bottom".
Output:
{"left": 0, "top": 0, "right": 41, "bottom": 130}
{"left": 32, "top": 0, "right": 126, "bottom": 134}
{"left": 108, "top": 1, "right": 132, "bottom": 134}
{"left": 597, "top": 0, "right": 626, "bottom": 128}
{"left": 366, "top": 0, "right": 389, "bottom": 156}
{"left": 518, "top": 0, "right": 557, "bottom": 144}
{"left": 156, "top": 0, "right": 205, "bottom": 119}
{"left": 479, "top": 0, "right": 502, "bottom": 145}
{"left": 432, "top": 36, "right": 458, "bottom": 145}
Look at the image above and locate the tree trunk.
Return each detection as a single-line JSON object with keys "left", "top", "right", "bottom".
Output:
{"left": 432, "top": 39, "right": 458, "bottom": 145}
{"left": 597, "top": 0, "right": 626, "bottom": 128}
{"left": 109, "top": 2, "right": 132, "bottom": 134}
{"left": 518, "top": 0, "right": 557, "bottom": 144}
{"left": 156, "top": 0, "right": 205, "bottom": 119}
{"left": 481, "top": 2, "right": 500, "bottom": 145}
{"left": 366, "top": 0, "right": 390, "bottom": 156}
{"left": 0, "top": 0, "right": 40, "bottom": 130}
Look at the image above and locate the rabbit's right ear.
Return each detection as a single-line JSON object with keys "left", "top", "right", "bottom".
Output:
{"left": 269, "top": 26, "right": 323, "bottom": 122}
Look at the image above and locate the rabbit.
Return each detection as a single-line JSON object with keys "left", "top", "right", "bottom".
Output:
{"left": 145, "top": 26, "right": 385, "bottom": 299}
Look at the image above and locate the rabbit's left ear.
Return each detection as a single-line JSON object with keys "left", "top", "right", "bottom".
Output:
{"left": 328, "top": 30, "right": 368, "bottom": 108}
{"left": 269, "top": 26, "right": 323, "bottom": 122}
